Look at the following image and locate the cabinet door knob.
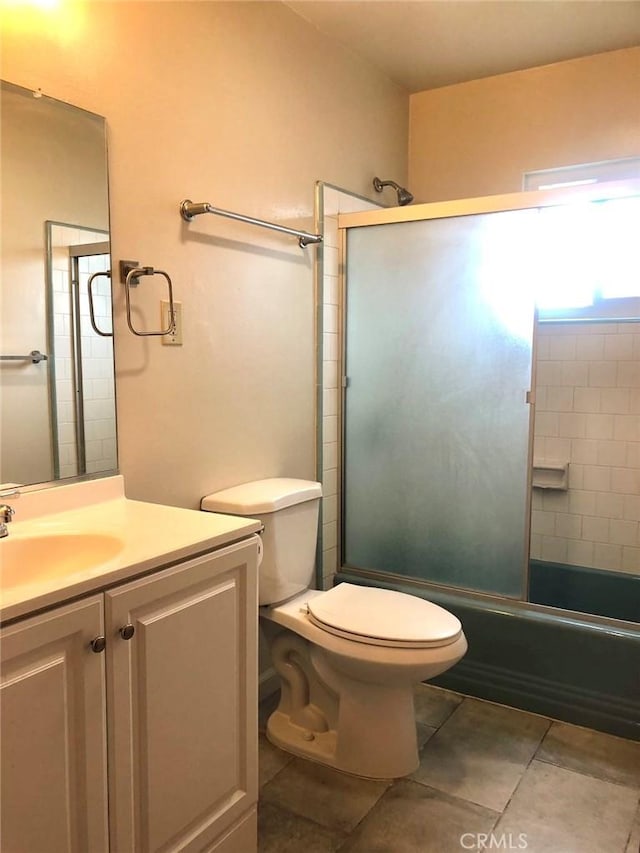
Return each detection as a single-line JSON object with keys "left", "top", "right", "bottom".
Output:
{"left": 119, "top": 624, "right": 135, "bottom": 640}
{"left": 90, "top": 635, "right": 106, "bottom": 653}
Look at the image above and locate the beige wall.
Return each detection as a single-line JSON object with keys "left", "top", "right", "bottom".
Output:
{"left": 1, "top": 1, "right": 408, "bottom": 507}
{"left": 409, "top": 47, "right": 640, "bottom": 203}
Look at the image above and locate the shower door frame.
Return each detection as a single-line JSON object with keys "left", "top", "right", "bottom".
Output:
{"left": 336, "top": 179, "right": 640, "bottom": 610}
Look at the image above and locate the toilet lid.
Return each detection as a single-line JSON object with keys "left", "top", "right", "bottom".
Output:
{"left": 306, "top": 583, "right": 462, "bottom": 649}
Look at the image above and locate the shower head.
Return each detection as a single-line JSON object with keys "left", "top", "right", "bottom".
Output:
{"left": 373, "top": 177, "right": 414, "bottom": 206}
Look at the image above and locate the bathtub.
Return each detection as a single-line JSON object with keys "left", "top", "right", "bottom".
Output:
{"left": 529, "top": 559, "right": 640, "bottom": 622}
{"left": 335, "top": 568, "right": 640, "bottom": 742}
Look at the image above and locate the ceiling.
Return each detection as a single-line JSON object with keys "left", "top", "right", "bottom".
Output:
{"left": 285, "top": 1, "right": 640, "bottom": 93}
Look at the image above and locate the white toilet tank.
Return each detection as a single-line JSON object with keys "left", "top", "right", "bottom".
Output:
{"left": 201, "top": 478, "right": 322, "bottom": 605}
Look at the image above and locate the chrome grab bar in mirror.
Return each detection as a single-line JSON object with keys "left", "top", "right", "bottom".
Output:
{"left": 123, "top": 265, "right": 176, "bottom": 337}
{"left": 0, "top": 350, "right": 48, "bottom": 364}
{"left": 87, "top": 270, "right": 114, "bottom": 338}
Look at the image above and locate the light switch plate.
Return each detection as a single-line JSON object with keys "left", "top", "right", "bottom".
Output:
{"left": 161, "top": 300, "right": 183, "bottom": 345}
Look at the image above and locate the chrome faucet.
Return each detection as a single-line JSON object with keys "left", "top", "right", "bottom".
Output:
{"left": 0, "top": 504, "right": 15, "bottom": 538}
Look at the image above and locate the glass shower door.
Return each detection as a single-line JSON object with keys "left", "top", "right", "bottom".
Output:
{"left": 343, "top": 209, "right": 537, "bottom": 598}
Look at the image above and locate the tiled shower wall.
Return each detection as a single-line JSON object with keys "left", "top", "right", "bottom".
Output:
{"left": 76, "top": 253, "right": 117, "bottom": 474}
{"left": 318, "top": 185, "right": 379, "bottom": 590}
{"left": 531, "top": 321, "right": 640, "bottom": 575}
{"left": 51, "top": 235, "right": 79, "bottom": 478}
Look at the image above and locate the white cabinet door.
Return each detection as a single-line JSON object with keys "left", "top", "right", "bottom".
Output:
{"left": 105, "top": 539, "right": 258, "bottom": 853}
{"left": 0, "top": 595, "right": 109, "bottom": 853}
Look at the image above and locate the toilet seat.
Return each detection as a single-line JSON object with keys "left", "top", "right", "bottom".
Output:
{"left": 306, "top": 583, "right": 462, "bottom": 649}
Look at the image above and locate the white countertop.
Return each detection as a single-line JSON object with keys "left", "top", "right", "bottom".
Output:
{"left": 0, "top": 476, "right": 261, "bottom": 624}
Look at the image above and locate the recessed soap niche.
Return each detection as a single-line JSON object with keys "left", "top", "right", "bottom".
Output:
{"left": 532, "top": 461, "right": 569, "bottom": 491}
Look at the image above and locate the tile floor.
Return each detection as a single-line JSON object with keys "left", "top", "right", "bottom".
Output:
{"left": 258, "top": 685, "right": 640, "bottom": 853}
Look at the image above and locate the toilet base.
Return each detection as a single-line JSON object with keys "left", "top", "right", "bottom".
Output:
{"left": 265, "top": 662, "right": 421, "bottom": 780}
{"left": 266, "top": 710, "right": 340, "bottom": 772}
{"left": 266, "top": 706, "right": 420, "bottom": 780}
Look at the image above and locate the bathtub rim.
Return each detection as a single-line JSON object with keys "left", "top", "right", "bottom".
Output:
{"left": 337, "top": 565, "right": 639, "bottom": 639}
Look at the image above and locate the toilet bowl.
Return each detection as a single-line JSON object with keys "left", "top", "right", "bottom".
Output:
{"left": 201, "top": 478, "right": 467, "bottom": 779}
{"left": 262, "top": 584, "right": 467, "bottom": 778}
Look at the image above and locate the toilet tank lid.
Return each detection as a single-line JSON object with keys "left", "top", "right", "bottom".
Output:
{"left": 201, "top": 478, "right": 322, "bottom": 514}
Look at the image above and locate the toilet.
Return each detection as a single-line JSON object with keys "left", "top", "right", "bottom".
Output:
{"left": 201, "top": 478, "right": 467, "bottom": 780}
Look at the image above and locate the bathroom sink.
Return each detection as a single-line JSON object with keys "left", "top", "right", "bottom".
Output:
{"left": 0, "top": 533, "right": 124, "bottom": 588}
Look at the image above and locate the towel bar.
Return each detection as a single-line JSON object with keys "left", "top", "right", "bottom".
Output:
{"left": 0, "top": 351, "right": 48, "bottom": 364}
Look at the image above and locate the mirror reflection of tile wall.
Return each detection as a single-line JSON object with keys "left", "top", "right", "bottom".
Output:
{"left": 75, "top": 253, "right": 116, "bottom": 474}
{"left": 531, "top": 322, "right": 640, "bottom": 575}
{"left": 50, "top": 225, "right": 116, "bottom": 478}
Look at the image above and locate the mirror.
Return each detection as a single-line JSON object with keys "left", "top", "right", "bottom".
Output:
{"left": 0, "top": 80, "right": 116, "bottom": 488}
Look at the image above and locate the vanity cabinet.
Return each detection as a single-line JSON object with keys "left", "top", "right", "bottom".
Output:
{"left": 1, "top": 537, "right": 258, "bottom": 853}
{"left": 0, "top": 594, "right": 110, "bottom": 852}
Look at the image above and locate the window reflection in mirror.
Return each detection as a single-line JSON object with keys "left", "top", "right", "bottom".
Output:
{"left": 0, "top": 80, "right": 115, "bottom": 488}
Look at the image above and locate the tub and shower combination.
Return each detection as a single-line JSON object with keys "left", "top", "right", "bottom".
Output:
{"left": 316, "top": 180, "right": 640, "bottom": 741}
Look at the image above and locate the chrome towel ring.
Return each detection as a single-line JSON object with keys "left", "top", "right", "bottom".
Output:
{"left": 124, "top": 265, "right": 176, "bottom": 337}
{"left": 87, "top": 270, "right": 114, "bottom": 338}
